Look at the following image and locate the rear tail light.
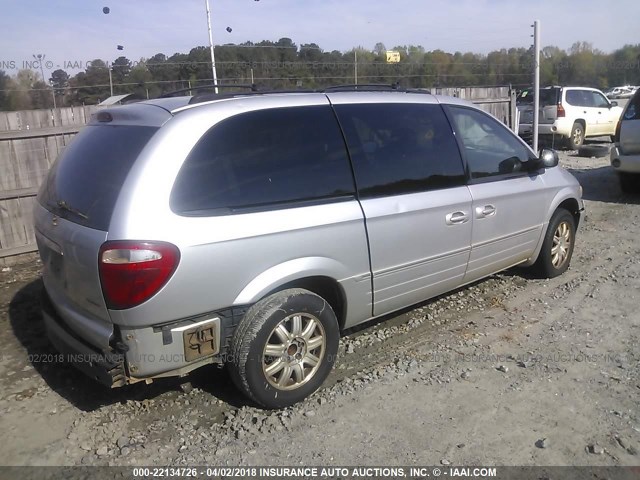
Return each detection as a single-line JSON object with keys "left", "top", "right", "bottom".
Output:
{"left": 557, "top": 103, "right": 565, "bottom": 117}
{"left": 99, "top": 241, "right": 180, "bottom": 310}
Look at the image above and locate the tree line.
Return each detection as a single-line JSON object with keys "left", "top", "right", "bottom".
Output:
{"left": 1, "top": 38, "right": 639, "bottom": 111}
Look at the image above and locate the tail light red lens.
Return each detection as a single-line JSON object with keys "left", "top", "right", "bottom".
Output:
{"left": 99, "top": 241, "right": 180, "bottom": 310}
{"left": 557, "top": 104, "right": 566, "bottom": 117}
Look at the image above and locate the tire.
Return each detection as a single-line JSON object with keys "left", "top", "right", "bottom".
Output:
{"left": 532, "top": 208, "right": 576, "bottom": 278}
{"left": 619, "top": 172, "right": 639, "bottom": 194}
{"left": 228, "top": 288, "right": 339, "bottom": 409}
{"left": 577, "top": 144, "right": 610, "bottom": 158}
{"left": 568, "top": 122, "right": 585, "bottom": 150}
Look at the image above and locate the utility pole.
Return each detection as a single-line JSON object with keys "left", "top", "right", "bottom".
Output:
{"left": 108, "top": 67, "right": 114, "bottom": 96}
{"left": 354, "top": 50, "right": 358, "bottom": 85}
{"left": 532, "top": 20, "right": 540, "bottom": 153}
{"left": 205, "top": 0, "right": 219, "bottom": 93}
{"left": 33, "top": 54, "right": 56, "bottom": 108}
{"left": 50, "top": 81, "right": 57, "bottom": 109}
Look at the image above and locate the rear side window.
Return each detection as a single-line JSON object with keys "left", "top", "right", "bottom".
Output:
{"left": 38, "top": 125, "right": 158, "bottom": 230}
{"left": 333, "top": 103, "right": 465, "bottom": 197}
{"left": 171, "top": 106, "right": 355, "bottom": 215}
{"left": 565, "top": 90, "right": 589, "bottom": 107}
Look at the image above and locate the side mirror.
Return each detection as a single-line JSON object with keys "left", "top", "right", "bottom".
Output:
{"left": 539, "top": 148, "right": 559, "bottom": 168}
{"left": 610, "top": 101, "right": 618, "bottom": 107}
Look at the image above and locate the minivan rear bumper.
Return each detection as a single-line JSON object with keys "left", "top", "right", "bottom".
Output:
{"left": 42, "top": 291, "right": 127, "bottom": 388}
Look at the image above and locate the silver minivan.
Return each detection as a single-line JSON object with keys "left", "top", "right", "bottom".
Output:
{"left": 34, "top": 88, "right": 583, "bottom": 408}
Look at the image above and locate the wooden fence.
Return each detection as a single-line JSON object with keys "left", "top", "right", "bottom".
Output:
{"left": 434, "top": 86, "right": 517, "bottom": 130}
{"left": 0, "top": 87, "right": 516, "bottom": 260}
{"left": 0, "top": 106, "right": 98, "bottom": 260}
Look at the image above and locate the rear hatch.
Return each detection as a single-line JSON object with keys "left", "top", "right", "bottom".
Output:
{"left": 518, "top": 87, "right": 561, "bottom": 125}
{"left": 619, "top": 91, "right": 640, "bottom": 155}
{"left": 35, "top": 120, "right": 159, "bottom": 349}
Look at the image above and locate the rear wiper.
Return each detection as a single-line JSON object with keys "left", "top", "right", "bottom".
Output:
{"left": 49, "top": 200, "right": 89, "bottom": 220}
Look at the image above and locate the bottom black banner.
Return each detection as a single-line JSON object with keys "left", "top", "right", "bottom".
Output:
{"left": 0, "top": 465, "right": 638, "bottom": 480}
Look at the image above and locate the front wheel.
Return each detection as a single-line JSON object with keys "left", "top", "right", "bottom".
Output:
{"left": 228, "top": 288, "right": 339, "bottom": 409}
{"left": 532, "top": 208, "right": 576, "bottom": 278}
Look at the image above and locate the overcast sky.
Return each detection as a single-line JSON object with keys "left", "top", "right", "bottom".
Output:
{"left": 1, "top": 0, "right": 638, "bottom": 74}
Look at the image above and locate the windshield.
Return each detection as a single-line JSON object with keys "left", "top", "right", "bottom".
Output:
{"left": 37, "top": 125, "right": 158, "bottom": 230}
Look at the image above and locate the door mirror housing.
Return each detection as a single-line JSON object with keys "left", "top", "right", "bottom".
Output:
{"left": 539, "top": 148, "right": 559, "bottom": 168}
{"left": 610, "top": 101, "right": 618, "bottom": 107}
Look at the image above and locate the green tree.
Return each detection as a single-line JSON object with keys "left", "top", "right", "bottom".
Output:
{"left": 111, "top": 56, "right": 132, "bottom": 92}
{"left": 29, "top": 80, "right": 50, "bottom": 109}
{"left": 69, "top": 59, "right": 110, "bottom": 104}
{"left": 49, "top": 69, "right": 70, "bottom": 107}
{"left": 0, "top": 70, "right": 10, "bottom": 110}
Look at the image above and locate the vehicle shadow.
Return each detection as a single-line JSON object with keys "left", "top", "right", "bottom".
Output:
{"left": 566, "top": 164, "right": 640, "bottom": 205}
{"left": 8, "top": 279, "right": 249, "bottom": 412}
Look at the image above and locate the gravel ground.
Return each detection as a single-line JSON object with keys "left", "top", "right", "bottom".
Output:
{"left": 0, "top": 149, "right": 638, "bottom": 467}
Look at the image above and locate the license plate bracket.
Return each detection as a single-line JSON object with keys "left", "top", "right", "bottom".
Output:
{"left": 178, "top": 318, "right": 221, "bottom": 362}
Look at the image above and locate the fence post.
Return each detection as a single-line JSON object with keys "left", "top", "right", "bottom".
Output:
{"left": 510, "top": 87, "right": 517, "bottom": 133}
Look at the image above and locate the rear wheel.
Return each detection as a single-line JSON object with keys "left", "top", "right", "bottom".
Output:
{"left": 228, "top": 288, "right": 339, "bottom": 409}
{"left": 532, "top": 208, "right": 576, "bottom": 278}
{"left": 568, "top": 122, "right": 585, "bottom": 150}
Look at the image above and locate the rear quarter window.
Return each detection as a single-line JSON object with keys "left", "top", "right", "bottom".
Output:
{"left": 37, "top": 125, "right": 158, "bottom": 230}
{"left": 170, "top": 106, "right": 355, "bottom": 215}
{"left": 565, "top": 90, "right": 588, "bottom": 107}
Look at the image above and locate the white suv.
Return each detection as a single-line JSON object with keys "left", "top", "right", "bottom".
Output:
{"left": 519, "top": 86, "right": 623, "bottom": 149}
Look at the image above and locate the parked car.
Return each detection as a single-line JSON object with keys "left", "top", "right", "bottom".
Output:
{"left": 611, "top": 88, "right": 640, "bottom": 192}
{"left": 605, "top": 86, "right": 637, "bottom": 100}
{"left": 518, "top": 86, "right": 623, "bottom": 149}
{"left": 35, "top": 87, "right": 584, "bottom": 408}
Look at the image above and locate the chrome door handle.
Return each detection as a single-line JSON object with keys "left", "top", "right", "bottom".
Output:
{"left": 475, "top": 204, "right": 496, "bottom": 218}
{"left": 446, "top": 211, "right": 469, "bottom": 225}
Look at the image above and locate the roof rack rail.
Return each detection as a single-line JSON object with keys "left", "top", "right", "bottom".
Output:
{"left": 159, "top": 83, "right": 258, "bottom": 98}
{"left": 322, "top": 83, "right": 402, "bottom": 92}
{"left": 321, "top": 83, "right": 431, "bottom": 94}
{"left": 187, "top": 87, "right": 317, "bottom": 105}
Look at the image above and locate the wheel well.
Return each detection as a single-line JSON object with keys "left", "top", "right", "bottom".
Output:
{"left": 557, "top": 198, "right": 581, "bottom": 228}
{"left": 574, "top": 119, "right": 586, "bottom": 134}
{"left": 266, "top": 276, "right": 346, "bottom": 330}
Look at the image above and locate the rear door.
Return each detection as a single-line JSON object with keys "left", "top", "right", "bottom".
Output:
{"left": 590, "top": 90, "right": 619, "bottom": 136}
{"left": 565, "top": 89, "right": 598, "bottom": 135}
{"left": 330, "top": 96, "right": 472, "bottom": 317}
{"left": 446, "top": 106, "right": 548, "bottom": 283}
{"left": 35, "top": 123, "right": 158, "bottom": 348}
